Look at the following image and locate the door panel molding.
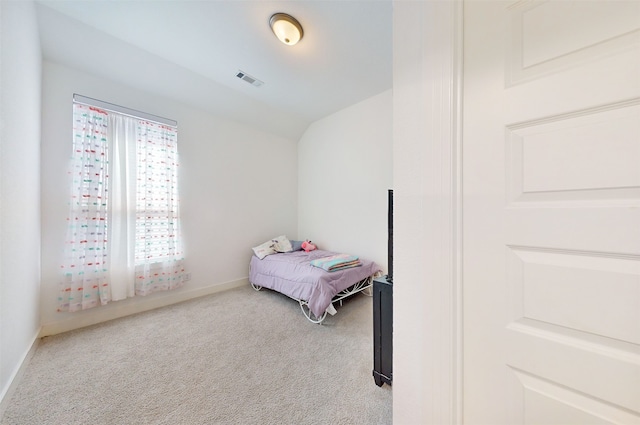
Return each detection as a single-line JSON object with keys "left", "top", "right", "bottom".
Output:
{"left": 506, "top": 98, "right": 640, "bottom": 204}
{"left": 506, "top": 0, "right": 640, "bottom": 86}
{"left": 506, "top": 323, "right": 640, "bottom": 412}
{"left": 508, "top": 366, "right": 640, "bottom": 424}
{"left": 507, "top": 246, "right": 640, "bottom": 344}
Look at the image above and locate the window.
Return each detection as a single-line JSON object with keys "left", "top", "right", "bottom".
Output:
{"left": 59, "top": 99, "right": 185, "bottom": 312}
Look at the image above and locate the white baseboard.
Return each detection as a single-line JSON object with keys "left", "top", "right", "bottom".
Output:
{"left": 40, "top": 278, "right": 248, "bottom": 337}
{"left": 0, "top": 330, "right": 40, "bottom": 419}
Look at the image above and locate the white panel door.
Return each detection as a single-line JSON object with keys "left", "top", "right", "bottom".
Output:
{"left": 463, "top": 1, "right": 640, "bottom": 424}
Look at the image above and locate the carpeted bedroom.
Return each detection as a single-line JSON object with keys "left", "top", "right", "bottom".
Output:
{"left": 1, "top": 285, "right": 392, "bottom": 424}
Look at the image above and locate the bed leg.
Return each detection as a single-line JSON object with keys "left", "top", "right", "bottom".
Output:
{"left": 299, "top": 301, "right": 328, "bottom": 324}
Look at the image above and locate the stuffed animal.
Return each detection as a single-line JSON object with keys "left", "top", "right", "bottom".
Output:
{"left": 301, "top": 240, "right": 316, "bottom": 252}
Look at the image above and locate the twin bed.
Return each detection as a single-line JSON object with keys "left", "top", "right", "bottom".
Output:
{"left": 249, "top": 248, "right": 381, "bottom": 324}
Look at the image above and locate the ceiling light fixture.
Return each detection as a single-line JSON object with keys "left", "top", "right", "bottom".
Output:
{"left": 269, "top": 13, "right": 303, "bottom": 46}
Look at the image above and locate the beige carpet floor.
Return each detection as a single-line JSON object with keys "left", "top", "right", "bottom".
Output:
{"left": 1, "top": 284, "right": 392, "bottom": 424}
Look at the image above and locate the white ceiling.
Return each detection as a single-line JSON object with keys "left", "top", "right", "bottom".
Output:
{"left": 35, "top": 0, "right": 392, "bottom": 140}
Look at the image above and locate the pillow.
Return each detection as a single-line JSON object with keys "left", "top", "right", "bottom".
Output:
{"left": 252, "top": 240, "right": 277, "bottom": 260}
{"left": 272, "top": 235, "right": 293, "bottom": 253}
{"left": 252, "top": 235, "right": 293, "bottom": 259}
{"left": 290, "top": 240, "right": 304, "bottom": 251}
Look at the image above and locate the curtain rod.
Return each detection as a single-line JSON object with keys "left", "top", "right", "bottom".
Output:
{"left": 73, "top": 94, "right": 178, "bottom": 127}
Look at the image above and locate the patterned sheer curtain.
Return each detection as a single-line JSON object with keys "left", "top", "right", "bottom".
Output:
{"left": 59, "top": 102, "right": 185, "bottom": 312}
{"left": 134, "top": 121, "right": 185, "bottom": 296}
{"left": 59, "top": 104, "right": 111, "bottom": 311}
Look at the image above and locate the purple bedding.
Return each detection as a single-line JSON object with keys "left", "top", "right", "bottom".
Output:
{"left": 249, "top": 249, "right": 381, "bottom": 317}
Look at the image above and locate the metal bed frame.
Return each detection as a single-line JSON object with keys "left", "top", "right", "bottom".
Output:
{"left": 250, "top": 275, "right": 374, "bottom": 324}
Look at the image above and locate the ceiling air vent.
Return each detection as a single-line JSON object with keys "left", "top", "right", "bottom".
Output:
{"left": 236, "top": 70, "right": 264, "bottom": 87}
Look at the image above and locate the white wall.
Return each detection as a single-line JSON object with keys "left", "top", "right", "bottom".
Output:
{"left": 297, "top": 90, "right": 392, "bottom": 270}
{"left": 0, "top": 0, "right": 42, "bottom": 407}
{"left": 40, "top": 61, "right": 298, "bottom": 335}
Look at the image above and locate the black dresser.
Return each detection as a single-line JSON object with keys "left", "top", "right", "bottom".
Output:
{"left": 373, "top": 276, "right": 392, "bottom": 386}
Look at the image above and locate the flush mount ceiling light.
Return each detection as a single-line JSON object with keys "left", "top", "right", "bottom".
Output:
{"left": 269, "top": 13, "right": 303, "bottom": 46}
